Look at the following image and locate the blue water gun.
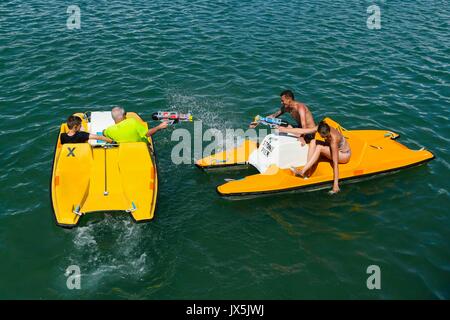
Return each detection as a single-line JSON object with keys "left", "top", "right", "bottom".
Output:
{"left": 253, "top": 115, "right": 289, "bottom": 128}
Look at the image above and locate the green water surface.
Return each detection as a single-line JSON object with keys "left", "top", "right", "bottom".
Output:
{"left": 0, "top": 0, "right": 449, "bottom": 299}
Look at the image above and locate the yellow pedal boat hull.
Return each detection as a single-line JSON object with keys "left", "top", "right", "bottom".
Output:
{"left": 195, "top": 139, "right": 258, "bottom": 169}
{"left": 197, "top": 118, "right": 435, "bottom": 197}
{"left": 50, "top": 112, "right": 158, "bottom": 228}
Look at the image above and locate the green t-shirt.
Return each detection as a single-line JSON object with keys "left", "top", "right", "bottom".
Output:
{"left": 104, "top": 118, "right": 148, "bottom": 143}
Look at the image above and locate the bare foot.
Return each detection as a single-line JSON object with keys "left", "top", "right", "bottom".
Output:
{"left": 290, "top": 167, "right": 301, "bottom": 176}
{"left": 291, "top": 167, "right": 308, "bottom": 178}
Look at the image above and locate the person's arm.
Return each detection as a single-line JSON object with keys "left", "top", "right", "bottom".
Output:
{"left": 330, "top": 139, "right": 340, "bottom": 193}
{"left": 249, "top": 122, "right": 259, "bottom": 129}
{"left": 299, "top": 107, "right": 307, "bottom": 129}
{"left": 277, "top": 126, "right": 317, "bottom": 136}
{"left": 89, "top": 134, "right": 113, "bottom": 143}
{"left": 267, "top": 106, "right": 285, "bottom": 118}
{"left": 250, "top": 107, "right": 285, "bottom": 128}
{"left": 146, "top": 121, "right": 168, "bottom": 137}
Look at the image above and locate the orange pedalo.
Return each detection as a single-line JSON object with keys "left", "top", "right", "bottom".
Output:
{"left": 196, "top": 118, "right": 435, "bottom": 197}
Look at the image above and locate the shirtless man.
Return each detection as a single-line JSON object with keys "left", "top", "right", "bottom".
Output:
{"left": 251, "top": 90, "right": 316, "bottom": 145}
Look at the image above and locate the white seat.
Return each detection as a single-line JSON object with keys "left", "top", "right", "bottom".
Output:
{"left": 88, "top": 111, "right": 115, "bottom": 146}
{"left": 248, "top": 133, "right": 308, "bottom": 173}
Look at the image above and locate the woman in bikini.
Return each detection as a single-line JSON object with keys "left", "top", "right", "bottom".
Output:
{"left": 277, "top": 120, "right": 351, "bottom": 194}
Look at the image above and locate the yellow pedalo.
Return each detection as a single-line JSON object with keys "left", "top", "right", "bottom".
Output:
{"left": 196, "top": 118, "right": 435, "bottom": 197}
{"left": 50, "top": 111, "right": 158, "bottom": 228}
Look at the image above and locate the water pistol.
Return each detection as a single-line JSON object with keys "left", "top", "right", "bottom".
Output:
{"left": 151, "top": 111, "right": 194, "bottom": 125}
{"left": 253, "top": 115, "right": 289, "bottom": 128}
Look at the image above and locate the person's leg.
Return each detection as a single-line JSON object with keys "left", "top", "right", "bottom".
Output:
{"left": 318, "top": 146, "right": 351, "bottom": 164}
{"left": 296, "top": 147, "right": 351, "bottom": 177}
{"left": 338, "top": 151, "right": 351, "bottom": 164}
{"left": 318, "top": 145, "right": 332, "bottom": 160}
{"left": 299, "top": 139, "right": 317, "bottom": 177}
{"left": 299, "top": 144, "right": 337, "bottom": 177}
{"left": 298, "top": 145, "right": 325, "bottom": 176}
{"left": 306, "top": 139, "right": 316, "bottom": 162}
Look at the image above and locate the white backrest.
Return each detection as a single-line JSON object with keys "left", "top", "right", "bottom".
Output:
{"left": 88, "top": 111, "right": 115, "bottom": 146}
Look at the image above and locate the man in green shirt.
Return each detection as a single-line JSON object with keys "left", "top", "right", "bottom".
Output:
{"left": 104, "top": 106, "right": 168, "bottom": 143}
